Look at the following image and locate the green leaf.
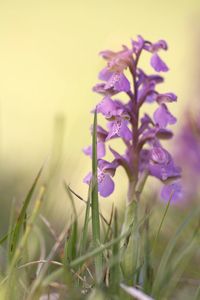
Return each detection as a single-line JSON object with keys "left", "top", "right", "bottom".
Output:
{"left": 143, "top": 206, "right": 153, "bottom": 294}
{"left": 152, "top": 206, "right": 200, "bottom": 297}
{"left": 63, "top": 184, "right": 78, "bottom": 263}
{"left": 91, "top": 110, "right": 103, "bottom": 283}
{"left": 194, "top": 285, "right": 200, "bottom": 300}
{"left": 6, "top": 186, "right": 45, "bottom": 299}
{"left": 9, "top": 166, "right": 43, "bottom": 260}
{"left": 103, "top": 203, "right": 114, "bottom": 243}
{"left": 80, "top": 182, "right": 91, "bottom": 255}
{"left": 64, "top": 217, "right": 78, "bottom": 263}
{"left": 110, "top": 208, "right": 120, "bottom": 293}
{"left": 152, "top": 193, "right": 172, "bottom": 252}
{"left": 64, "top": 182, "right": 78, "bottom": 218}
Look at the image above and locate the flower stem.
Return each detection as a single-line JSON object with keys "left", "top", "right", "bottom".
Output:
{"left": 121, "top": 172, "right": 148, "bottom": 282}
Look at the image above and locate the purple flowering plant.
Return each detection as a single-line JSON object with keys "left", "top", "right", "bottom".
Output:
{"left": 2, "top": 35, "right": 200, "bottom": 300}
{"left": 83, "top": 36, "right": 181, "bottom": 205}
{"left": 174, "top": 111, "right": 200, "bottom": 201}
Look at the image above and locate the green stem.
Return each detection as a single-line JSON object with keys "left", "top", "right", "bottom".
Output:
{"left": 121, "top": 172, "right": 148, "bottom": 283}
{"left": 121, "top": 171, "right": 148, "bottom": 241}
{"left": 91, "top": 111, "right": 103, "bottom": 284}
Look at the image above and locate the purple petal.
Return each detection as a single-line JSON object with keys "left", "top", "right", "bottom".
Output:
{"left": 139, "top": 114, "right": 154, "bottom": 134}
{"left": 106, "top": 119, "right": 132, "bottom": 141}
{"left": 96, "top": 97, "right": 116, "bottom": 118}
{"left": 145, "top": 91, "right": 158, "bottom": 103}
{"left": 83, "top": 172, "right": 92, "bottom": 184}
{"left": 99, "top": 50, "right": 115, "bottom": 60}
{"left": 97, "top": 142, "right": 106, "bottom": 158}
{"left": 92, "top": 83, "right": 107, "bottom": 94}
{"left": 145, "top": 40, "right": 168, "bottom": 52}
{"left": 92, "top": 83, "right": 118, "bottom": 96}
{"left": 96, "top": 125, "right": 108, "bottom": 141}
{"left": 161, "top": 181, "right": 183, "bottom": 203}
{"left": 90, "top": 124, "right": 108, "bottom": 141}
{"left": 83, "top": 145, "right": 91, "bottom": 156}
{"left": 156, "top": 92, "right": 177, "bottom": 104}
{"left": 155, "top": 40, "right": 168, "bottom": 51}
{"left": 96, "top": 97, "right": 130, "bottom": 120}
{"left": 137, "top": 69, "right": 164, "bottom": 86}
{"left": 98, "top": 172, "right": 115, "bottom": 197}
{"left": 153, "top": 104, "right": 176, "bottom": 128}
{"left": 141, "top": 113, "right": 153, "bottom": 125}
{"left": 148, "top": 74, "right": 164, "bottom": 84}
{"left": 151, "top": 147, "right": 170, "bottom": 164}
{"left": 105, "top": 73, "right": 130, "bottom": 92}
{"left": 132, "top": 35, "right": 144, "bottom": 53}
{"left": 149, "top": 160, "right": 181, "bottom": 181}
{"left": 138, "top": 81, "right": 156, "bottom": 103}
{"left": 114, "top": 73, "right": 130, "bottom": 92}
{"left": 99, "top": 67, "right": 113, "bottom": 81}
{"left": 151, "top": 53, "right": 169, "bottom": 72}
{"left": 139, "top": 149, "right": 151, "bottom": 172}
{"left": 109, "top": 146, "right": 133, "bottom": 176}
{"left": 156, "top": 128, "right": 173, "bottom": 140}
{"left": 100, "top": 47, "right": 132, "bottom": 72}
{"left": 139, "top": 127, "right": 157, "bottom": 143}
{"left": 98, "top": 158, "right": 119, "bottom": 176}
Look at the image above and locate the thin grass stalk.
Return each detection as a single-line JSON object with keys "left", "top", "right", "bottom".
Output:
{"left": 79, "top": 182, "right": 91, "bottom": 255}
{"left": 6, "top": 186, "right": 45, "bottom": 299}
{"left": 152, "top": 206, "right": 200, "bottom": 296}
{"left": 110, "top": 208, "right": 120, "bottom": 293}
{"left": 91, "top": 110, "right": 103, "bottom": 284}
{"left": 9, "top": 166, "right": 44, "bottom": 260}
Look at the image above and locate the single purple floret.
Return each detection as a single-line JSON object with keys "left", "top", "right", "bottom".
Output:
{"left": 151, "top": 53, "right": 169, "bottom": 72}
{"left": 161, "top": 181, "right": 183, "bottom": 203}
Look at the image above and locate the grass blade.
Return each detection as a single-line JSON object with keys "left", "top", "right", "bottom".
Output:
{"left": 64, "top": 217, "right": 77, "bottom": 263}
{"left": 9, "top": 166, "right": 44, "bottom": 259}
{"left": 64, "top": 182, "right": 78, "bottom": 218}
{"left": 6, "top": 186, "right": 45, "bottom": 299}
{"left": 194, "top": 284, "right": 200, "bottom": 300}
{"left": 110, "top": 208, "right": 120, "bottom": 293}
{"left": 152, "top": 206, "right": 200, "bottom": 297}
{"left": 63, "top": 183, "right": 78, "bottom": 263}
{"left": 91, "top": 110, "right": 103, "bottom": 283}
{"left": 80, "top": 182, "right": 91, "bottom": 255}
{"left": 152, "top": 193, "right": 172, "bottom": 252}
{"left": 143, "top": 206, "right": 153, "bottom": 294}
{"left": 103, "top": 203, "right": 114, "bottom": 243}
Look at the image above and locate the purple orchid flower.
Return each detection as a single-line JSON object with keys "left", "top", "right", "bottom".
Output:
{"left": 83, "top": 36, "right": 181, "bottom": 203}
{"left": 150, "top": 53, "right": 169, "bottom": 72}
{"left": 83, "top": 159, "right": 118, "bottom": 197}
{"left": 174, "top": 112, "right": 200, "bottom": 201}
{"left": 153, "top": 104, "right": 177, "bottom": 128}
{"left": 143, "top": 38, "right": 169, "bottom": 72}
{"left": 161, "top": 181, "right": 183, "bottom": 203}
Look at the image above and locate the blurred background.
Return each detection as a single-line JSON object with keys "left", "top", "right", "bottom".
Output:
{"left": 0, "top": 0, "right": 199, "bottom": 231}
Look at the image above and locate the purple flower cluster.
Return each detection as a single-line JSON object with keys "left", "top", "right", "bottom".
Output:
{"left": 174, "top": 112, "right": 200, "bottom": 201}
{"left": 83, "top": 36, "right": 181, "bottom": 203}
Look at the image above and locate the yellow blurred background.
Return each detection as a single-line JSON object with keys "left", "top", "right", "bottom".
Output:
{"left": 0, "top": 0, "right": 199, "bottom": 226}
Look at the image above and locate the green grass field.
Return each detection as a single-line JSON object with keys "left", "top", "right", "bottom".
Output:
{"left": 0, "top": 113, "right": 199, "bottom": 300}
